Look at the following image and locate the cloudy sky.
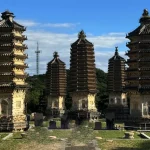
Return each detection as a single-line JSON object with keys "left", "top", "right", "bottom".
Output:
{"left": 1, "top": 0, "right": 150, "bottom": 75}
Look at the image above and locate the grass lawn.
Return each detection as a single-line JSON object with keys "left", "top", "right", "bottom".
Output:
{"left": 97, "top": 139, "right": 150, "bottom": 150}
{"left": 143, "top": 132, "right": 150, "bottom": 137}
{"left": 0, "top": 127, "right": 71, "bottom": 150}
{"left": 94, "top": 130, "right": 141, "bottom": 139}
{"left": 0, "top": 133, "right": 9, "bottom": 139}
{"left": 0, "top": 121, "right": 149, "bottom": 150}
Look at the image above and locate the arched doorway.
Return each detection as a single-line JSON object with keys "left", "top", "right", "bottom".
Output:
{"left": 1, "top": 100, "right": 8, "bottom": 116}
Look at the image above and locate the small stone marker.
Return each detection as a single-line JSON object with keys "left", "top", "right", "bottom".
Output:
{"left": 21, "top": 133, "right": 27, "bottom": 138}
{"left": 61, "top": 119, "right": 69, "bottom": 129}
{"left": 95, "top": 136, "right": 102, "bottom": 140}
{"left": 34, "top": 113, "right": 43, "bottom": 126}
{"left": 49, "top": 136, "right": 57, "bottom": 139}
{"left": 124, "top": 132, "right": 134, "bottom": 139}
{"left": 94, "top": 122, "right": 102, "bottom": 130}
{"left": 49, "top": 121, "right": 57, "bottom": 129}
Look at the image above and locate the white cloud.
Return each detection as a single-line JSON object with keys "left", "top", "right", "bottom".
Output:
{"left": 24, "top": 29, "right": 127, "bottom": 75}
{"left": 43, "top": 23, "right": 80, "bottom": 28}
{"left": 16, "top": 19, "right": 39, "bottom": 27}
{"left": 107, "top": 32, "right": 126, "bottom": 36}
{"left": 16, "top": 19, "right": 80, "bottom": 28}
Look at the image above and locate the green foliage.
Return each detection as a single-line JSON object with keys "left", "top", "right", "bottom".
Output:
{"left": 95, "top": 68, "right": 109, "bottom": 113}
{"left": 26, "top": 75, "right": 46, "bottom": 113}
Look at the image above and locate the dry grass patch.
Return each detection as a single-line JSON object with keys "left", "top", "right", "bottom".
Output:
{"left": 17, "top": 141, "right": 65, "bottom": 150}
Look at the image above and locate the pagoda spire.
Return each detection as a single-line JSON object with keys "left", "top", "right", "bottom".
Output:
{"left": 53, "top": 51, "right": 59, "bottom": 58}
{"left": 1, "top": 10, "right": 15, "bottom": 21}
{"left": 115, "top": 46, "right": 119, "bottom": 56}
{"left": 78, "top": 30, "right": 86, "bottom": 39}
{"left": 139, "top": 9, "right": 150, "bottom": 24}
{"left": 142, "top": 9, "right": 149, "bottom": 16}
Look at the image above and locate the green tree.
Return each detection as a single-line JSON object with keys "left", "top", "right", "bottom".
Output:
{"left": 95, "top": 68, "right": 109, "bottom": 113}
{"left": 26, "top": 75, "right": 45, "bottom": 113}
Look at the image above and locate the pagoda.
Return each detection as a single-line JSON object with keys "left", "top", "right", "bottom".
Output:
{"left": 0, "top": 10, "right": 28, "bottom": 130}
{"left": 106, "top": 47, "right": 128, "bottom": 128}
{"left": 126, "top": 9, "right": 150, "bottom": 119}
{"left": 69, "top": 30, "right": 98, "bottom": 119}
{"left": 46, "top": 52, "right": 66, "bottom": 117}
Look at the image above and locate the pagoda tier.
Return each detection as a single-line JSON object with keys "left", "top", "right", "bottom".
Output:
{"left": 69, "top": 30, "right": 98, "bottom": 118}
{"left": 0, "top": 10, "right": 28, "bottom": 131}
{"left": 125, "top": 9, "right": 150, "bottom": 118}
{"left": 46, "top": 52, "right": 66, "bottom": 115}
{"left": 46, "top": 52, "right": 66, "bottom": 96}
{"left": 69, "top": 30, "right": 97, "bottom": 94}
{"left": 107, "top": 47, "right": 126, "bottom": 92}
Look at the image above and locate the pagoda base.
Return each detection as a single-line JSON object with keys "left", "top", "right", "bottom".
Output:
{"left": 0, "top": 122, "right": 27, "bottom": 131}
{"left": 130, "top": 94, "right": 150, "bottom": 118}
{"left": 124, "top": 117, "right": 150, "bottom": 130}
{"left": 67, "top": 110, "right": 99, "bottom": 122}
{"left": 71, "top": 92, "right": 97, "bottom": 111}
{"left": 89, "top": 111, "right": 100, "bottom": 121}
{"left": 105, "top": 104, "right": 129, "bottom": 129}
{"left": 13, "top": 122, "right": 27, "bottom": 131}
{"left": 46, "top": 108, "right": 65, "bottom": 118}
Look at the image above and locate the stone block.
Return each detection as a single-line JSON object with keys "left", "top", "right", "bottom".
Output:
{"left": 94, "top": 122, "right": 102, "bottom": 130}
{"left": 34, "top": 113, "right": 43, "bottom": 126}
{"left": 61, "top": 119, "right": 69, "bottom": 129}
{"left": 49, "top": 121, "right": 57, "bottom": 129}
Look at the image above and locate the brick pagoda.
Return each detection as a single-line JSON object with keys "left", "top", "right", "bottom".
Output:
{"left": 69, "top": 30, "right": 98, "bottom": 119}
{"left": 0, "top": 10, "right": 28, "bottom": 131}
{"left": 46, "top": 52, "right": 66, "bottom": 117}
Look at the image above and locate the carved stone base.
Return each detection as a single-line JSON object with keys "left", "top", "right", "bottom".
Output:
{"left": 13, "top": 122, "right": 27, "bottom": 131}
{"left": 0, "top": 121, "right": 26, "bottom": 131}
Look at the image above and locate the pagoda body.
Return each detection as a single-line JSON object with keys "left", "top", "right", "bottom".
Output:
{"left": 69, "top": 30, "right": 98, "bottom": 119}
{"left": 0, "top": 11, "right": 28, "bottom": 130}
{"left": 126, "top": 9, "right": 150, "bottom": 119}
{"left": 46, "top": 52, "right": 66, "bottom": 117}
{"left": 106, "top": 47, "right": 128, "bottom": 128}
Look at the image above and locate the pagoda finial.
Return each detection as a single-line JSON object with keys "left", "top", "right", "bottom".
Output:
{"left": 1, "top": 10, "right": 15, "bottom": 21}
{"left": 115, "top": 46, "right": 119, "bottom": 56}
{"left": 142, "top": 9, "right": 149, "bottom": 16}
{"left": 53, "top": 51, "right": 59, "bottom": 58}
{"left": 78, "top": 30, "right": 86, "bottom": 39}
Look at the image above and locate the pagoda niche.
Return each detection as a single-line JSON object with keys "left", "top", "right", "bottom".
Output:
{"left": 126, "top": 9, "right": 150, "bottom": 119}
{"left": 46, "top": 52, "right": 66, "bottom": 117}
{"left": 69, "top": 30, "right": 98, "bottom": 119}
{"left": 0, "top": 10, "right": 28, "bottom": 131}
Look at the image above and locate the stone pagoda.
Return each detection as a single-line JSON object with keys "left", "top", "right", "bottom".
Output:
{"left": 46, "top": 52, "right": 66, "bottom": 117}
{"left": 126, "top": 9, "right": 150, "bottom": 119}
{"left": 69, "top": 30, "right": 98, "bottom": 119}
{"left": 106, "top": 47, "right": 128, "bottom": 129}
{"left": 0, "top": 10, "right": 28, "bottom": 131}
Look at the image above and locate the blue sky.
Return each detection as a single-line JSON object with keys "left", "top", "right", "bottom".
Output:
{"left": 1, "top": 0, "right": 150, "bottom": 75}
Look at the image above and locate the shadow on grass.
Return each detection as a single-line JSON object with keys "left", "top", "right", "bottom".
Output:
{"left": 112, "top": 140, "right": 150, "bottom": 150}
{"left": 65, "top": 146, "right": 95, "bottom": 150}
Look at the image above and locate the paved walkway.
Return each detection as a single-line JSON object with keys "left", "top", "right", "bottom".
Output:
{"left": 64, "top": 125, "right": 101, "bottom": 150}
